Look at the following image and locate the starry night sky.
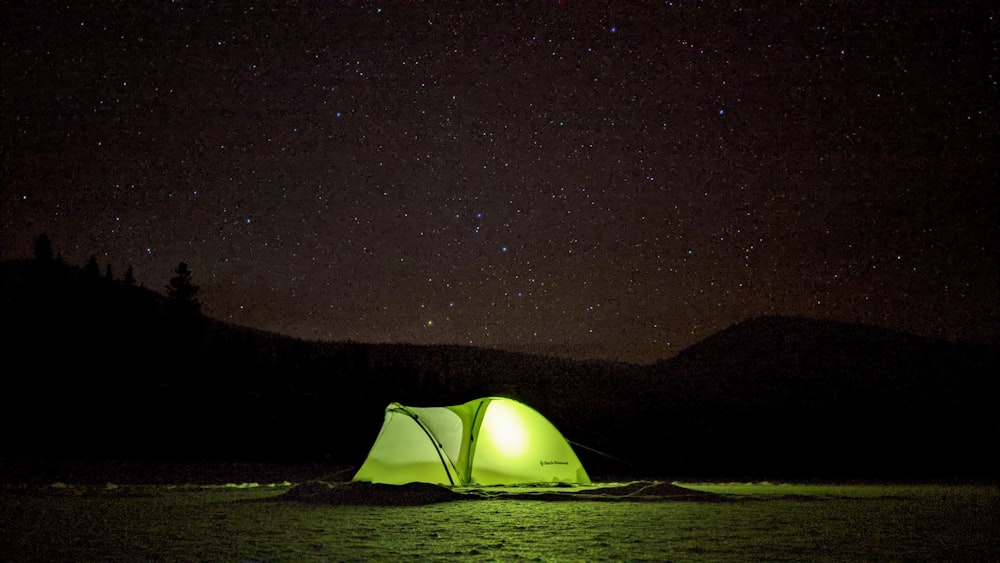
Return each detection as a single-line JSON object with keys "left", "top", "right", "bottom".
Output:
{"left": 3, "top": 1, "right": 997, "bottom": 363}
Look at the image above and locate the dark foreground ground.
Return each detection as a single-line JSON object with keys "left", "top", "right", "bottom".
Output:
{"left": 2, "top": 480, "right": 996, "bottom": 561}
{"left": 1, "top": 460, "right": 997, "bottom": 561}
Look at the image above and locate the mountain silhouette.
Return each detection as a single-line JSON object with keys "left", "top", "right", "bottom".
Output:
{"left": 1, "top": 258, "right": 996, "bottom": 481}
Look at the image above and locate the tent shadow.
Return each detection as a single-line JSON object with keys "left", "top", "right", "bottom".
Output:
{"left": 277, "top": 481, "right": 728, "bottom": 505}
{"left": 280, "top": 481, "right": 470, "bottom": 505}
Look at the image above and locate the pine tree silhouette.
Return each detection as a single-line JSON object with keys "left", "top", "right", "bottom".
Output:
{"left": 82, "top": 255, "right": 100, "bottom": 279}
{"left": 166, "top": 262, "right": 201, "bottom": 317}
{"left": 33, "top": 233, "right": 53, "bottom": 263}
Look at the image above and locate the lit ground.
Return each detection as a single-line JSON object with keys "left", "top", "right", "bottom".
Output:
{"left": 1, "top": 477, "right": 996, "bottom": 561}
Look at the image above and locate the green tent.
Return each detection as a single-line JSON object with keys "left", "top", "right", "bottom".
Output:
{"left": 353, "top": 397, "right": 591, "bottom": 486}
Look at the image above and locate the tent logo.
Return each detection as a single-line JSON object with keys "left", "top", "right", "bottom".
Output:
{"left": 540, "top": 460, "right": 569, "bottom": 467}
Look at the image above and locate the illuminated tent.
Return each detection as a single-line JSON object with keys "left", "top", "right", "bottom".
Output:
{"left": 353, "top": 397, "right": 591, "bottom": 486}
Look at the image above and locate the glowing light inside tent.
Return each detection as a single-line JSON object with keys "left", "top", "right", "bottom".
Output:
{"left": 485, "top": 399, "right": 528, "bottom": 457}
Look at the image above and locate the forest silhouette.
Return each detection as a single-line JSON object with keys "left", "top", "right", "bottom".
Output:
{"left": 1, "top": 235, "right": 996, "bottom": 481}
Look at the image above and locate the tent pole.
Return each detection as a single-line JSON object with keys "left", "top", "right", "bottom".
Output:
{"left": 402, "top": 409, "right": 456, "bottom": 486}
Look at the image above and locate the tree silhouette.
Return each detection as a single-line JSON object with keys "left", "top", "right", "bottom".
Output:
{"left": 123, "top": 265, "right": 135, "bottom": 286}
{"left": 33, "top": 233, "right": 53, "bottom": 263}
{"left": 167, "top": 262, "right": 201, "bottom": 317}
{"left": 82, "top": 255, "right": 100, "bottom": 279}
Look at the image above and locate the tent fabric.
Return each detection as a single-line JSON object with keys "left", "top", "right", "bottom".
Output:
{"left": 353, "top": 397, "right": 591, "bottom": 486}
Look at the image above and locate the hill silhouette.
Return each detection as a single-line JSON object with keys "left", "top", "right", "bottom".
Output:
{"left": 1, "top": 255, "right": 996, "bottom": 481}
{"left": 636, "top": 316, "right": 998, "bottom": 479}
